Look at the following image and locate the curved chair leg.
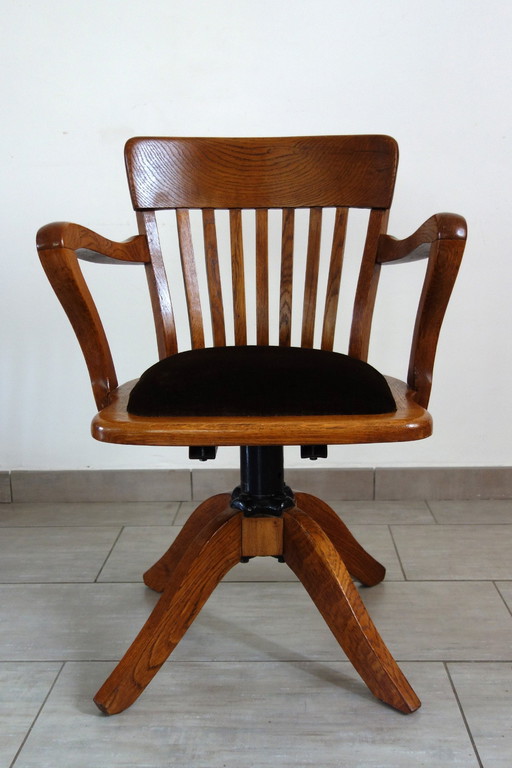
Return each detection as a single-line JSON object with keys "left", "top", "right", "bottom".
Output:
{"left": 283, "top": 507, "right": 420, "bottom": 714}
{"left": 144, "top": 493, "right": 233, "bottom": 592}
{"left": 94, "top": 509, "right": 242, "bottom": 715}
{"left": 294, "top": 492, "right": 386, "bottom": 586}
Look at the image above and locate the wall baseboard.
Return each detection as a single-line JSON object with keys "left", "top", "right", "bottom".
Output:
{"left": 1, "top": 467, "right": 511, "bottom": 503}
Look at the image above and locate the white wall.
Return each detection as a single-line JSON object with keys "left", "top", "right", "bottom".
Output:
{"left": 1, "top": 0, "right": 511, "bottom": 470}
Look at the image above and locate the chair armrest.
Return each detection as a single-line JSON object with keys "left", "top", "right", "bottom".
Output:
{"left": 37, "top": 222, "right": 150, "bottom": 410}
{"left": 37, "top": 221, "right": 150, "bottom": 264}
{"left": 377, "top": 213, "right": 467, "bottom": 408}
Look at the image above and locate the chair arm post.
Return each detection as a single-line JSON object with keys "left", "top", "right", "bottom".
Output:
{"left": 37, "top": 222, "right": 148, "bottom": 410}
{"left": 376, "top": 213, "right": 467, "bottom": 408}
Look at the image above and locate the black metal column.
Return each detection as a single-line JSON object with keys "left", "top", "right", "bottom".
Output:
{"left": 230, "top": 446, "right": 295, "bottom": 517}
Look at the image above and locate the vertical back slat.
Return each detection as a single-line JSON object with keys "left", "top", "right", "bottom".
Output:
{"left": 175, "top": 208, "right": 205, "bottom": 349}
{"left": 137, "top": 211, "right": 178, "bottom": 358}
{"left": 321, "top": 207, "right": 349, "bottom": 351}
{"left": 279, "top": 208, "right": 295, "bottom": 346}
{"left": 349, "top": 208, "right": 390, "bottom": 360}
{"left": 301, "top": 207, "right": 323, "bottom": 347}
{"left": 202, "top": 209, "right": 226, "bottom": 346}
{"left": 229, "top": 209, "right": 247, "bottom": 345}
{"left": 255, "top": 209, "right": 269, "bottom": 345}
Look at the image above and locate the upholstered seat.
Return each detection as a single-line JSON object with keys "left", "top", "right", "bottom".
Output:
{"left": 127, "top": 346, "right": 396, "bottom": 418}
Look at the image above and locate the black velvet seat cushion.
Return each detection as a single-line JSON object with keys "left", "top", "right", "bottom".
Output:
{"left": 127, "top": 346, "right": 396, "bottom": 418}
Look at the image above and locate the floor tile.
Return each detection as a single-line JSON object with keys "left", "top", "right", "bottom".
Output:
{"left": 448, "top": 662, "right": 512, "bottom": 768}
{"left": 0, "top": 584, "right": 159, "bottom": 661}
{"left": 98, "top": 523, "right": 404, "bottom": 582}
{"left": 358, "top": 581, "right": 512, "bottom": 661}
{"left": 14, "top": 661, "right": 479, "bottom": 768}
{"left": 0, "top": 501, "right": 180, "bottom": 527}
{"left": 391, "top": 524, "right": 512, "bottom": 580}
{"left": 2, "top": 581, "right": 510, "bottom": 665}
{"left": 0, "top": 527, "right": 120, "bottom": 583}
{"left": 0, "top": 662, "right": 61, "bottom": 767}
{"left": 326, "top": 499, "right": 435, "bottom": 524}
{"left": 428, "top": 499, "right": 512, "bottom": 524}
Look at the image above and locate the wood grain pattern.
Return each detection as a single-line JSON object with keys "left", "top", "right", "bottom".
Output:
{"left": 241, "top": 516, "right": 284, "bottom": 557}
{"left": 137, "top": 211, "right": 178, "bottom": 358}
{"left": 321, "top": 207, "right": 348, "bottom": 351}
{"left": 143, "top": 493, "right": 232, "bottom": 592}
{"left": 202, "top": 209, "right": 226, "bottom": 347}
{"left": 301, "top": 207, "right": 323, "bottom": 348}
{"left": 175, "top": 208, "right": 205, "bottom": 348}
{"left": 377, "top": 212, "right": 467, "bottom": 408}
{"left": 37, "top": 221, "right": 150, "bottom": 263}
{"left": 279, "top": 208, "right": 295, "bottom": 346}
{"left": 125, "top": 135, "right": 398, "bottom": 210}
{"left": 229, "top": 209, "right": 247, "bottom": 345}
{"left": 91, "top": 377, "right": 432, "bottom": 447}
{"left": 283, "top": 507, "right": 421, "bottom": 713}
{"left": 255, "top": 208, "right": 269, "bottom": 345}
{"left": 349, "top": 209, "right": 389, "bottom": 361}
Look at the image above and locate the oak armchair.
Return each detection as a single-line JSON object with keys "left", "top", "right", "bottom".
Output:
{"left": 37, "top": 136, "right": 466, "bottom": 715}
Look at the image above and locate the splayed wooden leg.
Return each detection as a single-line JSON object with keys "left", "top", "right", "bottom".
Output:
{"left": 282, "top": 506, "right": 420, "bottom": 714}
{"left": 94, "top": 508, "right": 241, "bottom": 715}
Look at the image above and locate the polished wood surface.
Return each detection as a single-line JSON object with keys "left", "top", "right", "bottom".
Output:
{"left": 143, "top": 493, "right": 233, "bottom": 592}
{"left": 91, "top": 377, "right": 432, "bottom": 446}
{"left": 241, "top": 516, "right": 284, "bottom": 558}
{"left": 124, "top": 135, "right": 398, "bottom": 209}
{"left": 282, "top": 507, "right": 420, "bottom": 713}
{"left": 377, "top": 212, "right": 466, "bottom": 407}
{"left": 294, "top": 492, "right": 385, "bottom": 586}
{"left": 94, "top": 504, "right": 242, "bottom": 715}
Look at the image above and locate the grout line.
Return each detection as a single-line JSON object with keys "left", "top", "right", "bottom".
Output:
{"left": 94, "top": 527, "right": 126, "bottom": 583}
{"left": 9, "top": 661, "right": 65, "bottom": 768}
{"left": 424, "top": 499, "right": 439, "bottom": 523}
{"left": 493, "top": 581, "right": 512, "bottom": 617}
{"left": 387, "top": 525, "right": 407, "bottom": 580}
{"left": 444, "top": 662, "right": 484, "bottom": 768}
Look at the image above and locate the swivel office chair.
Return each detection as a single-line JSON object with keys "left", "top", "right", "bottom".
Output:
{"left": 37, "top": 136, "right": 466, "bottom": 715}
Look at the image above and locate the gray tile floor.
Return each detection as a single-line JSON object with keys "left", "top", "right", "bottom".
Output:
{"left": 1, "top": 497, "right": 511, "bottom": 767}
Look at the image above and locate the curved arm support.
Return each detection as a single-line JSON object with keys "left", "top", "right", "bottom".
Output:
{"left": 377, "top": 213, "right": 466, "bottom": 408}
{"left": 37, "top": 222, "right": 150, "bottom": 410}
{"left": 37, "top": 221, "right": 150, "bottom": 264}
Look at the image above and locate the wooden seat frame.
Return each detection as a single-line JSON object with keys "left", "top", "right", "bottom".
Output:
{"left": 37, "top": 136, "right": 466, "bottom": 715}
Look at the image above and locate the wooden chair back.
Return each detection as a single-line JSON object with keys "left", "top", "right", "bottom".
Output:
{"left": 124, "top": 136, "right": 398, "bottom": 361}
